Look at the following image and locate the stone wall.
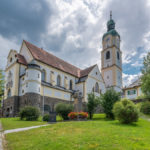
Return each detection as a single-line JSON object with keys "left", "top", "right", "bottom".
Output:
{"left": 2, "top": 96, "right": 19, "bottom": 117}
{"left": 2, "top": 93, "right": 75, "bottom": 117}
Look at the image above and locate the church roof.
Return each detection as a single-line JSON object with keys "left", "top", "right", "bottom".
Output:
{"left": 23, "top": 40, "right": 96, "bottom": 78}
{"left": 16, "top": 54, "right": 27, "bottom": 65}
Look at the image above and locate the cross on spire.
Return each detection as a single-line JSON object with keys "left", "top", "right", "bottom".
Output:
{"left": 110, "top": 11, "right": 112, "bottom": 20}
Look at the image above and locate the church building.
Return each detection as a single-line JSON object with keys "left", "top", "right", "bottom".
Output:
{"left": 2, "top": 13, "right": 122, "bottom": 117}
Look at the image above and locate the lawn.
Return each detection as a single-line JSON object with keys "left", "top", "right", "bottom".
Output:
{"left": 0, "top": 117, "right": 47, "bottom": 130}
{"left": 5, "top": 114, "right": 150, "bottom": 150}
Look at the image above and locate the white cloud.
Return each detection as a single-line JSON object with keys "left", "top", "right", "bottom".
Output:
{"left": 123, "top": 72, "right": 141, "bottom": 87}
{"left": 0, "top": 35, "right": 19, "bottom": 69}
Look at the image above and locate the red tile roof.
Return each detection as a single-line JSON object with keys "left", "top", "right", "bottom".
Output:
{"left": 23, "top": 40, "right": 96, "bottom": 78}
{"left": 16, "top": 54, "right": 27, "bottom": 65}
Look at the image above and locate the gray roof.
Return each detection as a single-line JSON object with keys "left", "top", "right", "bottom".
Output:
{"left": 123, "top": 78, "right": 141, "bottom": 89}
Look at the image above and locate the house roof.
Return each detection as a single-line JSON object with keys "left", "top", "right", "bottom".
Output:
{"left": 23, "top": 40, "right": 96, "bottom": 78}
{"left": 123, "top": 78, "right": 141, "bottom": 90}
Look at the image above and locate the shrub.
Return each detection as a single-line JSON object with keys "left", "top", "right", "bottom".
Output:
{"left": 55, "top": 103, "right": 73, "bottom": 120}
{"left": 19, "top": 106, "right": 40, "bottom": 121}
{"left": 78, "top": 112, "right": 88, "bottom": 119}
{"left": 113, "top": 99, "right": 139, "bottom": 124}
{"left": 87, "top": 93, "right": 99, "bottom": 119}
{"left": 140, "top": 101, "right": 150, "bottom": 115}
{"left": 43, "top": 114, "right": 50, "bottom": 122}
{"left": 68, "top": 112, "right": 88, "bottom": 120}
{"left": 100, "top": 89, "right": 120, "bottom": 119}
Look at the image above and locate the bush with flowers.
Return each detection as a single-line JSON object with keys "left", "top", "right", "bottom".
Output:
{"left": 68, "top": 112, "right": 88, "bottom": 120}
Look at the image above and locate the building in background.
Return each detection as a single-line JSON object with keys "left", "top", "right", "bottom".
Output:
{"left": 123, "top": 78, "right": 142, "bottom": 100}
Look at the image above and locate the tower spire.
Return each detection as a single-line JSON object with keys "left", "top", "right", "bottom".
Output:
{"left": 110, "top": 11, "right": 112, "bottom": 20}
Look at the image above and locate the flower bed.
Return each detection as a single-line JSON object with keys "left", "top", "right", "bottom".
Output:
{"left": 68, "top": 112, "right": 88, "bottom": 120}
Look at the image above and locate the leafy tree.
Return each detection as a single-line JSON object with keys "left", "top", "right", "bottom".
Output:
{"left": 100, "top": 89, "right": 121, "bottom": 119}
{"left": 55, "top": 103, "right": 73, "bottom": 120}
{"left": 141, "top": 52, "right": 150, "bottom": 98}
{"left": 0, "top": 69, "right": 4, "bottom": 106}
{"left": 87, "top": 93, "right": 99, "bottom": 119}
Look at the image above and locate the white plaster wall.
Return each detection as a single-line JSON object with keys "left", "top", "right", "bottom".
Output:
{"left": 20, "top": 65, "right": 26, "bottom": 75}
{"left": 113, "top": 86, "right": 122, "bottom": 93}
{"left": 6, "top": 50, "right": 17, "bottom": 68}
{"left": 26, "top": 82, "right": 41, "bottom": 94}
{"left": 20, "top": 43, "right": 33, "bottom": 63}
{"left": 125, "top": 90, "right": 137, "bottom": 99}
{"left": 116, "top": 69, "right": 122, "bottom": 88}
{"left": 75, "top": 83, "right": 83, "bottom": 93}
{"left": 104, "top": 70, "right": 113, "bottom": 87}
{"left": 26, "top": 69, "right": 41, "bottom": 82}
{"left": 42, "top": 86, "right": 71, "bottom": 101}
{"left": 138, "top": 87, "right": 142, "bottom": 96}
{"left": 36, "top": 61, "right": 75, "bottom": 89}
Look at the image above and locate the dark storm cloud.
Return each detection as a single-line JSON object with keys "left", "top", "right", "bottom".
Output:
{"left": 0, "top": 0, "right": 51, "bottom": 42}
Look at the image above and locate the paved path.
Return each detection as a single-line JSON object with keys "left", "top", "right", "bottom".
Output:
{"left": 4, "top": 124, "right": 50, "bottom": 134}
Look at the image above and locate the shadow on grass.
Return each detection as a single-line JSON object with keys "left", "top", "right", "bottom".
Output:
{"left": 110, "top": 121, "right": 139, "bottom": 128}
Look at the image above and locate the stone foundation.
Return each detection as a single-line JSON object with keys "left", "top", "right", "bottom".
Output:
{"left": 2, "top": 93, "right": 75, "bottom": 117}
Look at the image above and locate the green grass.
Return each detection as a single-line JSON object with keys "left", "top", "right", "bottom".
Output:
{"left": 0, "top": 117, "right": 47, "bottom": 130}
{"left": 5, "top": 114, "right": 150, "bottom": 150}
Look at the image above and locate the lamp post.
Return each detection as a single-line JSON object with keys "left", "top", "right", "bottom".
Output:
{"left": 42, "top": 86, "right": 44, "bottom": 116}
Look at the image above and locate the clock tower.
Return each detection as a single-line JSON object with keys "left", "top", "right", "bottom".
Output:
{"left": 101, "top": 12, "right": 122, "bottom": 92}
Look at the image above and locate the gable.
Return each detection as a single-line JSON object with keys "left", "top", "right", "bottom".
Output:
{"left": 6, "top": 50, "right": 18, "bottom": 68}
{"left": 88, "top": 65, "right": 104, "bottom": 82}
{"left": 20, "top": 41, "right": 33, "bottom": 63}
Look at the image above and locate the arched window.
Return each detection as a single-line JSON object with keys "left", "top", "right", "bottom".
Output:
{"left": 57, "top": 75, "right": 61, "bottom": 86}
{"left": 70, "top": 80, "right": 73, "bottom": 90}
{"left": 7, "top": 89, "right": 11, "bottom": 98}
{"left": 95, "top": 82, "right": 99, "bottom": 93}
{"left": 42, "top": 69, "right": 46, "bottom": 81}
{"left": 117, "top": 51, "right": 120, "bottom": 60}
{"left": 106, "top": 51, "right": 110, "bottom": 60}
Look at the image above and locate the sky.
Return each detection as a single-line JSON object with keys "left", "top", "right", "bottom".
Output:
{"left": 0, "top": 0, "right": 150, "bottom": 86}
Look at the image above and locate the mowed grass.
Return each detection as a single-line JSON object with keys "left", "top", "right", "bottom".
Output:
{"left": 5, "top": 114, "right": 150, "bottom": 150}
{"left": 0, "top": 117, "right": 47, "bottom": 130}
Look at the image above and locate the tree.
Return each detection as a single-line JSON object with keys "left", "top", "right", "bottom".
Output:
{"left": 113, "top": 99, "right": 139, "bottom": 124}
{"left": 87, "top": 93, "right": 99, "bottom": 119}
{"left": 0, "top": 69, "right": 4, "bottom": 106}
{"left": 100, "top": 89, "right": 120, "bottom": 119}
{"left": 141, "top": 52, "right": 150, "bottom": 98}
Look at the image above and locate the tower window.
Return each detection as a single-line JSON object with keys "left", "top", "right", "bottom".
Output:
{"left": 106, "top": 51, "right": 110, "bottom": 59}
{"left": 117, "top": 51, "right": 120, "bottom": 60}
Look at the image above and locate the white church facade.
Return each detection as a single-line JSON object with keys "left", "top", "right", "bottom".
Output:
{"left": 2, "top": 14, "right": 123, "bottom": 117}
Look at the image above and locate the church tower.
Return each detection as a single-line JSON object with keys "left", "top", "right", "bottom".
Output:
{"left": 101, "top": 12, "right": 122, "bottom": 92}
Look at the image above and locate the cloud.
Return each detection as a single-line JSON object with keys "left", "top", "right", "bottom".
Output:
{"left": 0, "top": 0, "right": 149, "bottom": 87}
{"left": 0, "top": 0, "right": 51, "bottom": 42}
{"left": 123, "top": 73, "right": 141, "bottom": 87}
{"left": 0, "top": 35, "right": 20, "bottom": 69}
